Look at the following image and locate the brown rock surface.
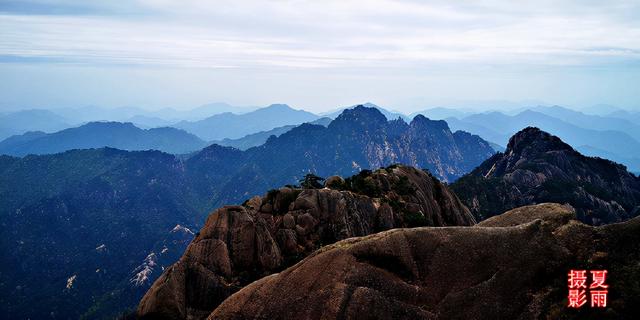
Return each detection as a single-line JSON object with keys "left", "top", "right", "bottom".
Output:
{"left": 138, "top": 165, "right": 473, "bottom": 319}
{"left": 211, "top": 203, "right": 640, "bottom": 319}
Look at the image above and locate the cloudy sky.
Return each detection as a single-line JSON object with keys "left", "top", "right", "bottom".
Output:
{"left": 1, "top": 0, "right": 639, "bottom": 113}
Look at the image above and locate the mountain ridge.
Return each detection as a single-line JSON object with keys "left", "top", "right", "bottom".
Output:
{"left": 451, "top": 127, "right": 640, "bottom": 224}
{"left": 0, "top": 121, "right": 207, "bottom": 156}
{"left": 175, "top": 104, "right": 320, "bottom": 141}
{"left": 446, "top": 109, "right": 640, "bottom": 172}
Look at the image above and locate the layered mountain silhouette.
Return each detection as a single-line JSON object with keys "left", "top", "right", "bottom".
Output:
{"left": 231, "top": 105, "right": 495, "bottom": 184}
{"left": 175, "top": 104, "right": 320, "bottom": 140}
{"left": 451, "top": 127, "right": 640, "bottom": 224}
{"left": 532, "top": 105, "right": 640, "bottom": 141}
{"left": 0, "top": 109, "right": 70, "bottom": 140}
{"left": 181, "top": 105, "right": 496, "bottom": 210}
{"left": 0, "top": 106, "right": 494, "bottom": 319}
{"left": 138, "top": 165, "right": 474, "bottom": 319}
{"left": 212, "top": 117, "right": 332, "bottom": 150}
{"left": 210, "top": 203, "right": 640, "bottom": 319}
{"left": 446, "top": 108, "right": 640, "bottom": 172}
{"left": 609, "top": 109, "right": 640, "bottom": 125}
{"left": 0, "top": 121, "right": 207, "bottom": 156}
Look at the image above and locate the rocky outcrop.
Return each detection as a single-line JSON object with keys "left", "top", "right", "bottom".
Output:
{"left": 137, "top": 165, "right": 473, "bottom": 319}
{"left": 451, "top": 127, "right": 640, "bottom": 225}
{"left": 211, "top": 203, "right": 640, "bottom": 319}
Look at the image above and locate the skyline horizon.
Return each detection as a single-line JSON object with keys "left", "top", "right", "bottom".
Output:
{"left": 1, "top": 98, "right": 637, "bottom": 115}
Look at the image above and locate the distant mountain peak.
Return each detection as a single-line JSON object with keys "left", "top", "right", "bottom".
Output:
{"left": 264, "top": 103, "right": 292, "bottom": 110}
{"left": 0, "top": 121, "right": 207, "bottom": 156}
{"left": 330, "top": 105, "right": 388, "bottom": 128}
{"left": 506, "top": 127, "right": 574, "bottom": 157}
{"left": 410, "top": 114, "right": 450, "bottom": 131}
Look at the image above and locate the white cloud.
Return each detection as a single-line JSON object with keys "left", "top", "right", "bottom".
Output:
{"left": 1, "top": 1, "right": 639, "bottom": 69}
{"left": 1, "top": 1, "right": 639, "bottom": 111}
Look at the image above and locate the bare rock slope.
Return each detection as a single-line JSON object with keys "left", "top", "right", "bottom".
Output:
{"left": 138, "top": 165, "right": 474, "bottom": 319}
{"left": 211, "top": 203, "right": 640, "bottom": 319}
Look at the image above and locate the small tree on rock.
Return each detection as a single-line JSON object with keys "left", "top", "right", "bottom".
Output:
{"left": 299, "top": 173, "right": 325, "bottom": 189}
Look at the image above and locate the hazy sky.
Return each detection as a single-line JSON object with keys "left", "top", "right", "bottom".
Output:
{"left": 1, "top": 0, "right": 639, "bottom": 113}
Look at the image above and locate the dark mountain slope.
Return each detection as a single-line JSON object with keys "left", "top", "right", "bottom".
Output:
{"left": 212, "top": 117, "right": 331, "bottom": 150}
{"left": 451, "top": 127, "right": 640, "bottom": 224}
{"left": 0, "top": 122, "right": 207, "bottom": 156}
{"left": 0, "top": 148, "right": 206, "bottom": 320}
{"left": 211, "top": 203, "right": 640, "bottom": 319}
{"left": 533, "top": 105, "right": 640, "bottom": 141}
{"left": 138, "top": 165, "right": 474, "bottom": 319}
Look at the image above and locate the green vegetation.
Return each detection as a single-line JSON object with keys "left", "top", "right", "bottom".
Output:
{"left": 404, "top": 211, "right": 429, "bottom": 227}
{"left": 343, "top": 169, "right": 382, "bottom": 197}
{"left": 393, "top": 176, "right": 416, "bottom": 196}
{"left": 299, "top": 173, "right": 325, "bottom": 189}
{"left": 383, "top": 163, "right": 400, "bottom": 173}
{"left": 325, "top": 178, "right": 346, "bottom": 190}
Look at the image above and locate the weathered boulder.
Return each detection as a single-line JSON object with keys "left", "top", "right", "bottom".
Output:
{"left": 325, "top": 175, "right": 346, "bottom": 189}
{"left": 211, "top": 203, "right": 640, "bottom": 319}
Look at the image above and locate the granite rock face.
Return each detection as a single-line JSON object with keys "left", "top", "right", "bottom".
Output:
{"left": 451, "top": 127, "right": 640, "bottom": 225}
{"left": 211, "top": 203, "right": 640, "bottom": 319}
{"left": 137, "top": 165, "right": 473, "bottom": 319}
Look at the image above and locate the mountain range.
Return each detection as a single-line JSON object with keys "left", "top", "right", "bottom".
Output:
{"left": 445, "top": 108, "right": 640, "bottom": 172}
{"left": 0, "top": 109, "right": 70, "bottom": 140}
{"left": 174, "top": 104, "right": 320, "bottom": 141}
{"left": 0, "top": 122, "right": 208, "bottom": 156}
{"left": 4, "top": 103, "right": 639, "bottom": 172}
{"left": 0, "top": 106, "right": 494, "bottom": 319}
{"left": 0, "top": 102, "right": 258, "bottom": 140}
{"left": 35, "top": 103, "right": 257, "bottom": 126}
{"left": 212, "top": 117, "right": 332, "bottom": 150}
